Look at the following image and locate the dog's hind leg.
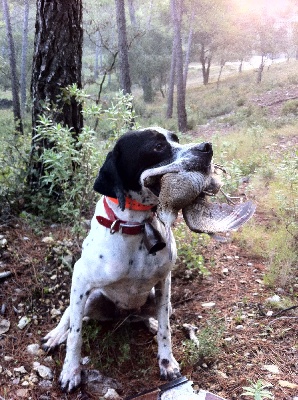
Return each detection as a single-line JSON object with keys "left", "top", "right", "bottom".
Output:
{"left": 41, "top": 306, "right": 70, "bottom": 351}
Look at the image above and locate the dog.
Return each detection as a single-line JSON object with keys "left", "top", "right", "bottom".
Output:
{"left": 42, "top": 127, "right": 213, "bottom": 392}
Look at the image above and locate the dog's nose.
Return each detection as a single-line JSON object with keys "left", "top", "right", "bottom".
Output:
{"left": 197, "top": 142, "right": 212, "bottom": 152}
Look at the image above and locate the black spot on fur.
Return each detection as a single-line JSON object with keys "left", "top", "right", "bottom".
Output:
{"left": 80, "top": 294, "right": 83, "bottom": 299}
{"left": 76, "top": 328, "right": 80, "bottom": 333}
{"left": 85, "top": 290, "right": 90, "bottom": 296}
{"left": 163, "top": 336, "right": 167, "bottom": 340}
{"left": 99, "top": 254, "right": 103, "bottom": 259}
{"left": 129, "top": 259, "right": 133, "bottom": 266}
{"left": 161, "top": 358, "right": 169, "bottom": 366}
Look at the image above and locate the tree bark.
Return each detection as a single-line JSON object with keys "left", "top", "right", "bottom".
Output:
{"left": 183, "top": 8, "right": 194, "bottom": 91}
{"left": 115, "top": 0, "right": 132, "bottom": 94}
{"left": 200, "top": 42, "right": 211, "bottom": 85}
{"left": 171, "top": 0, "right": 187, "bottom": 132}
{"left": 31, "top": 0, "right": 83, "bottom": 137}
{"left": 257, "top": 54, "right": 265, "bottom": 83}
{"left": 20, "top": 0, "right": 29, "bottom": 117}
{"left": 166, "top": 34, "right": 176, "bottom": 119}
{"left": 2, "top": 0, "right": 23, "bottom": 134}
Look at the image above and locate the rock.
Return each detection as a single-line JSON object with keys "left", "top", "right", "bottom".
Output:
{"left": 38, "top": 380, "right": 53, "bottom": 388}
{"left": 266, "top": 294, "right": 281, "bottom": 303}
{"left": 278, "top": 380, "right": 298, "bottom": 389}
{"left": 81, "top": 369, "right": 121, "bottom": 395}
{"left": 0, "top": 318, "right": 10, "bottom": 334}
{"left": 17, "top": 316, "right": 31, "bottom": 330}
{"left": 27, "top": 343, "right": 40, "bottom": 355}
{"left": 104, "top": 388, "right": 121, "bottom": 399}
{"left": 62, "top": 254, "right": 73, "bottom": 268}
{"left": 201, "top": 302, "right": 216, "bottom": 308}
{"left": 263, "top": 364, "right": 280, "bottom": 374}
{"left": 41, "top": 236, "right": 54, "bottom": 243}
{"left": 16, "top": 389, "right": 29, "bottom": 398}
{"left": 0, "top": 238, "right": 7, "bottom": 247}
{"left": 33, "top": 362, "right": 53, "bottom": 380}
{"left": 0, "top": 271, "right": 12, "bottom": 279}
{"left": 50, "top": 308, "right": 61, "bottom": 317}
{"left": 235, "top": 325, "right": 244, "bottom": 330}
{"left": 13, "top": 366, "right": 28, "bottom": 374}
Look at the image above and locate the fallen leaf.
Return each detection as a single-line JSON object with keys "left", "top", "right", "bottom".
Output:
{"left": 0, "top": 318, "right": 10, "bottom": 334}
{"left": 278, "top": 380, "right": 298, "bottom": 389}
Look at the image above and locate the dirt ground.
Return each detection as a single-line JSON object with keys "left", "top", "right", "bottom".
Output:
{"left": 0, "top": 89, "right": 297, "bottom": 400}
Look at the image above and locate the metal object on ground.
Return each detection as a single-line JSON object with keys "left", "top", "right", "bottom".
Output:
{"left": 125, "top": 377, "right": 228, "bottom": 400}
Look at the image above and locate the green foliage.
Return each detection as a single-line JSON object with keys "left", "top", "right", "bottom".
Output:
{"left": 181, "top": 316, "right": 225, "bottom": 366}
{"left": 174, "top": 220, "right": 211, "bottom": 276}
{"left": 83, "top": 90, "right": 138, "bottom": 141}
{"left": 0, "top": 113, "right": 31, "bottom": 216}
{"left": 242, "top": 380, "right": 274, "bottom": 400}
{"left": 28, "top": 115, "right": 103, "bottom": 228}
{"left": 83, "top": 321, "right": 131, "bottom": 373}
{"left": 281, "top": 99, "right": 298, "bottom": 116}
{"left": 0, "top": 88, "right": 136, "bottom": 227}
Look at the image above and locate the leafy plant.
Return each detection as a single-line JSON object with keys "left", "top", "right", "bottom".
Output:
{"left": 181, "top": 316, "right": 225, "bottom": 366}
{"left": 242, "top": 380, "right": 274, "bottom": 400}
{"left": 174, "top": 220, "right": 211, "bottom": 276}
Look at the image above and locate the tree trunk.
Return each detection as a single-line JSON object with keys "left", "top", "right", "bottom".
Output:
{"left": 29, "top": 0, "right": 83, "bottom": 190}
{"left": 115, "top": 0, "right": 132, "bottom": 94}
{"left": 31, "top": 0, "right": 83, "bottom": 136}
{"left": 216, "top": 59, "right": 225, "bottom": 89}
{"left": 183, "top": 8, "right": 194, "bottom": 91}
{"left": 20, "top": 0, "right": 29, "bottom": 117}
{"left": 141, "top": 74, "right": 153, "bottom": 103}
{"left": 127, "top": 0, "right": 137, "bottom": 27}
{"left": 166, "top": 34, "right": 176, "bottom": 119}
{"left": 94, "top": 30, "right": 101, "bottom": 80}
{"left": 2, "top": 0, "right": 23, "bottom": 134}
{"left": 200, "top": 43, "right": 211, "bottom": 85}
{"left": 172, "top": 0, "right": 187, "bottom": 132}
{"left": 257, "top": 54, "right": 265, "bottom": 83}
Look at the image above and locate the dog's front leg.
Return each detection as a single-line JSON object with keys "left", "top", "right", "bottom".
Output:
{"left": 156, "top": 273, "right": 181, "bottom": 380}
{"left": 59, "top": 272, "right": 90, "bottom": 392}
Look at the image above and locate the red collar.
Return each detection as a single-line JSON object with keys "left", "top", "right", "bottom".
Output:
{"left": 96, "top": 196, "right": 153, "bottom": 235}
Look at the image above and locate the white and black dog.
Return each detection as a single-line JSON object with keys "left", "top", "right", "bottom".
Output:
{"left": 42, "top": 127, "right": 213, "bottom": 392}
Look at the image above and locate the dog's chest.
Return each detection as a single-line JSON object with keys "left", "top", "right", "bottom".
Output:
{"left": 81, "top": 220, "right": 173, "bottom": 278}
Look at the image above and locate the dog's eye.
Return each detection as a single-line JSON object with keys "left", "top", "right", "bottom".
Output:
{"left": 154, "top": 143, "right": 165, "bottom": 151}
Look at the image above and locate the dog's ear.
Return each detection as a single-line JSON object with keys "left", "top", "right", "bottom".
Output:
{"left": 93, "top": 151, "right": 126, "bottom": 211}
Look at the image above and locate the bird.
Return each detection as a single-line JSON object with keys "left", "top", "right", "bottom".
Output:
{"left": 156, "top": 169, "right": 221, "bottom": 260}
{"left": 154, "top": 167, "right": 255, "bottom": 260}
{"left": 182, "top": 198, "right": 256, "bottom": 234}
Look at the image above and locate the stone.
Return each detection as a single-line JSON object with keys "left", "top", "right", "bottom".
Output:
{"left": 27, "top": 343, "right": 41, "bottom": 356}
{"left": 33, "top": 362, "right": 53, "bottom": 380}
{"left": 14, "top": 366, "right": 28, "bottom": 374}
{"left": 0, "top": 319, "right": 10, "bottom": 334}
{"left": 103, "top": 388, "right": 121, "bottom": 399}
{"left": 17, "top": 316, "right": 31, "bottom": 330}
{"left": 263, "top": 364, "right": 279, "bottom": 374}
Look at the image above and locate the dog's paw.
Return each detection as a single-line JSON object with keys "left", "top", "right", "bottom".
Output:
{"left": 41, "top": 328, "right": 69, "bottom": 352}
{"left": 159, "top": 356, "right": 181, "bottom": 381}
{"left": 59, "top": 365, "right": 82, "bottom": 393}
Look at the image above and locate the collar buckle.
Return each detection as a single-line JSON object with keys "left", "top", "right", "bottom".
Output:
{"left": 110, "top": 219, "right": 121, "bottom": 234}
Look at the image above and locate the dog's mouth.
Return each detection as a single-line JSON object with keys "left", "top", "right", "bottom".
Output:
{"left": 142, "top": 142, "right": 213, "bottom": 196}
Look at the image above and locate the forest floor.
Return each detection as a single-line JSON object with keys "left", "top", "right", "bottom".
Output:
{"left": 0, "top": 88, "right": 297, "bottom": 400}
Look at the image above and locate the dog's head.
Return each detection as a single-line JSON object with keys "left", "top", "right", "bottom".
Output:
{"left": 94, "top": 128, "right": 213, "bottom": 210}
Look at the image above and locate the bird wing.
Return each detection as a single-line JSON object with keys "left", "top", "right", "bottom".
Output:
{"left": 182, "top": 198, "right": 256, "bottom": 233}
